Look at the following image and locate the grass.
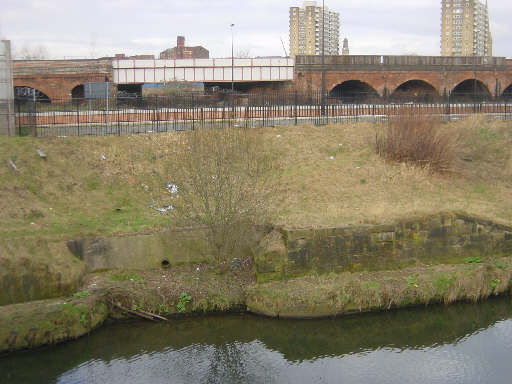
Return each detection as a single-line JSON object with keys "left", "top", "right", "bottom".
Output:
{"left": 109, "top": 272, "right": 142, "bottom": 282}
{"left": 1, "top": 116, "right": 511, "bottom": 240}
{"left": 247, "top": 258, "right": 512, "bottom": 318}
{"left": 85, "top": 261, "right": 254, "bottom": 316}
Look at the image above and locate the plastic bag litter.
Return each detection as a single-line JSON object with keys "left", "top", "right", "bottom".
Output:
{"left": 166, "top": 183, "right": 179, "bottom": 194}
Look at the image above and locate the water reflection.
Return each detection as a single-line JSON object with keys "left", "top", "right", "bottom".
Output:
{"left": 1, "top": 297, "right": 512, "bottom": 384}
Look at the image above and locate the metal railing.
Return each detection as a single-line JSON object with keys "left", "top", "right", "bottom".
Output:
{"left": 12, "top": 91, "right": 512, "bottom": 137}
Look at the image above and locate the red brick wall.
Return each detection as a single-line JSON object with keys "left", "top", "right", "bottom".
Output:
{"left": 13, "top": 59, "right": 112, "bottom": 101}
{"left": 296, "top": 69, "right": 512, "bottom": 98}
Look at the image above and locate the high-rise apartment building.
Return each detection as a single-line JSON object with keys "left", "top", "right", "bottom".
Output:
{"left": 441, "top": 0, "right": 492, "bottom": 56}
{"left": 289, "top": 1, "right": 340, "bottom": 57}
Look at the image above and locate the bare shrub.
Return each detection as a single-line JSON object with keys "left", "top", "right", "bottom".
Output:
{"left": 167, "top": 127, "right": 279, "bottom": 264}
{"left": 376, "top": 111, "right": 456, "bottom": 172}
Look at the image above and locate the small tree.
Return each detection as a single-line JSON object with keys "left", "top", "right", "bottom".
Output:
{"left": 14, "top": 44, "right": 48, "bottom": 60}
{"left": 167, "top": 126, "right": 278, "bottom": 264}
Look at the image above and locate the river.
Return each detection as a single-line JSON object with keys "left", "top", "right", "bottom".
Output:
{"left": 1, "top": 296, "right": 512, "bottom": 384}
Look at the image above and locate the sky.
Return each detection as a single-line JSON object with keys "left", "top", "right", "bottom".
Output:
{"left": 0, "top": 0, "right": 510, "bottom": 59}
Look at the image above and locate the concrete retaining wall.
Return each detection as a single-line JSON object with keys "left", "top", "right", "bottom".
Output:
{"left": 0, "top": 40, "right": 15, "bottom": 136}
{"left": 67, "top": 228, "right": 214, "bottom": 272}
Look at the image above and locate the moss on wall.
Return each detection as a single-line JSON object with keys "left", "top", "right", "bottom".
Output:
{"left": 256, "top": 212, "right": 512, "bottom": 282}
{"left": 0, "top": 238, "right": 86, "bottom": 306}
{"left": 0, "top": 295, "right": 108, "bottom": 354}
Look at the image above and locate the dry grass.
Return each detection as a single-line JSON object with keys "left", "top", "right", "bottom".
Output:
{"left": 376, "top": 112, "right": 456, "bottom": 172}
{"left": 1, "top": 117, "right": 511, "bottom": 239}
{"left": 268, "top": 117, "right": 512, "bottom": 227}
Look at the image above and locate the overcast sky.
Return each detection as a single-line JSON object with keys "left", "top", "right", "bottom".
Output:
{"left": 0, "top": 0, "right": 510, "bottom": 59}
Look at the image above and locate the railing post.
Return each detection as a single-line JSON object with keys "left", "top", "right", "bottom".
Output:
{"left": 261, "top": 93, "right": 265, "bottom": 127}
{"left": 192, "top": 94, "right": 195, "bottom": 131}
{"left": 17, "top": 101, "right": 21, "bottom": 136}
{"left": 294, "top": 90, "right": 298, "bottom": 126}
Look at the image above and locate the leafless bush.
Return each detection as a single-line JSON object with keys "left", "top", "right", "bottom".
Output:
{"left": 376, "top": 111, "right": 456, "bottom": 172}
{"left": 167, "top": 127, "right": 279, "bottom": 264}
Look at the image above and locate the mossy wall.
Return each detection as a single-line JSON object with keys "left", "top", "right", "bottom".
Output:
{"left": 255, "top": 212, "right": 512, "bottom": 282}
{"left": 0, "top": 296, "right": 109, "bottom": 354}
{"left": 0, "top": 238, "right": 86, "bottom": 306}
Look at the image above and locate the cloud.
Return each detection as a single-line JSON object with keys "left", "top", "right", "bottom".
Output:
{"left": 1, "top": 0, "right": 510, "bottom": 59}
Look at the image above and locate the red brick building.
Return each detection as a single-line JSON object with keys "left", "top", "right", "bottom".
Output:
{"left": 159, "top": 36, "right": 209, "bottom": 60}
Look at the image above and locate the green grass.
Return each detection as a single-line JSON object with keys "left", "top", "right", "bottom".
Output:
{"left": 247, "top": 258, "right": 512, "bottom": 318}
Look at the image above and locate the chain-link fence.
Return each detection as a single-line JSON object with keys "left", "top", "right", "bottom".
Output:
{"left": 0, "top": 40, "right": 15, "bottom": 136}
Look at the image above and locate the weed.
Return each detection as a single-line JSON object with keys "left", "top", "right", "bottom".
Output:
{"left": 131, "top": 304, "right": 142, "bottom": 311}
{"left": 490, "top": 279, "right": 501, "bottom": 290}
{"left": 73, "top": 290, "right": 91, "bottom": 299}
{"left": 79, "top": 313, "right": 87, "bottom": 326}
{"left": 363, "top": 281, "right": 381, "bottom": 291}
{"left": 406, "top": 275, "right": 419, "bottom": 288}
{"left": 176, "top": 292, "right": 192, "bottom": 313}
{"left": 25, "top": 209, "right": 45, "bottom": 221}
{"left": 466, "top": 256, "right": 483, "bottom": 264}
{"left": 156, "top": 303, "right": 170, "bottom": 314}
{"left": 493, "top": 260, "right": 508, "bottom": 270}
{"left": 433, "top": 276, "right": 454, "bottom": 295}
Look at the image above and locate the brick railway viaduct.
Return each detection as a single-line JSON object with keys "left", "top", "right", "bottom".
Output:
{"left": 12, "top": 59, "right": 111, "bottom": 101}
{"left": 295, "top": 55, "right": 512, "bottom": 102}
{"left": 11, "top": 55, "right": 512, "bottom": 102}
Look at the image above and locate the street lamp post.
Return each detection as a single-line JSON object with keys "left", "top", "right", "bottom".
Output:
{"left": 321, "top": 0, "right": 326, "bottom": 117}
{"left": 231, "top": 23, "right": 235, "bottom": 93}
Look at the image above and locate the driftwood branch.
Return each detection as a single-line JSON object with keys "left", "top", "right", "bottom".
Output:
{"left": 111, "top": 302, "right": 168, "bottom": 321}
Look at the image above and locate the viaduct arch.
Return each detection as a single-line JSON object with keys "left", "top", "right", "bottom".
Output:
{"left": 297, "top": 55, "right": 512, "bottom": 102}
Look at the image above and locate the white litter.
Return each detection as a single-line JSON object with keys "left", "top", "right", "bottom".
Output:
{"left": 37, "top": 149, "right": 47, "bottom": 159}
{"left": 8, "top": 159, "right": 19, "bottom": 172}
{"left": 330, "top": 156, "right": 335, "bottom": 160}
{"left": 100, "top": 155, "right": 107, "bottom": 161}
{"left": 166, "top": 183, "right": 179, "bottom": 194}
{"left": 276, "top": 134, "right": 281, "bottom": 138}
{"left": 156, "top": 205, "right": 175, "bottom": 214}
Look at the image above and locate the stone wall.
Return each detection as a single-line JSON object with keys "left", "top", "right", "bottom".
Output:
{"left": 255, "top": 212, "right": 512, "bottom": 282}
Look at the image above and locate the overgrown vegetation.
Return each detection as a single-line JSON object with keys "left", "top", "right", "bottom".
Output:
{"left": 376, "top": 112, "right": 456, "bottom": 172}
{"left": 165, "top": 127, "right": 279, "bottom": 264}
{"left": 1, "top": 118, "right": 511, "bottom": 238}
{"left": 247, "top": 258, "right": 512, "bottom": 317}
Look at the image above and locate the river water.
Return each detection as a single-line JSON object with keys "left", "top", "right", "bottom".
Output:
{"left": 2, "top": 297, "right": 512, "bottom": 384}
